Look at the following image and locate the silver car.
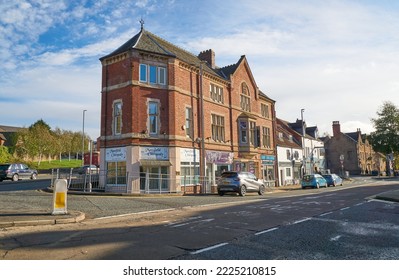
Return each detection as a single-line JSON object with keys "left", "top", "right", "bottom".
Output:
{"left": 217, "top": 171, "right": 265, "bottom": 196}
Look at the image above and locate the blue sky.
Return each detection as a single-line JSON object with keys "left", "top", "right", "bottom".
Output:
{"left": 1, "top": 0, "right": 399, "bottom": 140}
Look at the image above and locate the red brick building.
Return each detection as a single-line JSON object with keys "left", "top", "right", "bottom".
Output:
{"left": 99, "top": 26, "right": 277, "bottom": 193}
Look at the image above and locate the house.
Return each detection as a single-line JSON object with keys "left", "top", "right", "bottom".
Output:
{"left": 324, "top": 121, "right": 375, "bottom": 175}
{"left": 98, "top": 24, "right": 277, "bottom": 193}
{"left": 0, "top": 125, "right": 22, "bottom": 147}
{"left": 276, "top": 118, "right": 303, "bottom": 186}
{"left": 288, "top": 119, "right": 326, "bottom": 175}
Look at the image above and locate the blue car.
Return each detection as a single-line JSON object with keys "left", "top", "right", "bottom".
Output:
{"left": 322, "top": 174, "right": 343, "bottom": 187}
{"left": 301, "top": 174, "right": 327, "bottom": 189}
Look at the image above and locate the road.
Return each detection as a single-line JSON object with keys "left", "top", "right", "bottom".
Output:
{"left": 0, "top": 178, "right": 51, "bottom": 192}
{"left": 1, "top": 178, "right": 398, "bottom": 260}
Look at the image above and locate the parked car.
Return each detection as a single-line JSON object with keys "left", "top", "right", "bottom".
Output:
{"left": 322, "top": 174, "right": 343, "bottom": 187}
{"left": 76, "top": 165, "right": 99, "bottom": 175}
{"left": 217, "top": 171, "right": 265, "bottom": 196}
{"left": 301, "top": 174, "right": 327, "bottom": 189}
{"left": 0, "top": 163, "right": 38, "bottom": 182}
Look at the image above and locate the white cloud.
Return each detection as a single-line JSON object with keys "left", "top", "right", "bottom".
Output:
{"left": 2, "top": 0, "right": 399, "bottom": 141}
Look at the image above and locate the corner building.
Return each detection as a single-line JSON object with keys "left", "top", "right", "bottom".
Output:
{"left": 99, "top": 27, "right": 277, "bottom": 193}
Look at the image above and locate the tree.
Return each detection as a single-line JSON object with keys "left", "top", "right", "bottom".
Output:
{"left": 16, "top": 119, "right": 54, "bottom": 165}
{"left": 369, "top": 101, "right": 399, "bottom": 154}
{"left": 0, "top": 146, "right": 12, "bottom": 162}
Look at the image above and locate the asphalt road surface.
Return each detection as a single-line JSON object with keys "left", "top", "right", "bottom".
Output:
{"left": 1, "top": 180, "right": 398, "bottom": 260}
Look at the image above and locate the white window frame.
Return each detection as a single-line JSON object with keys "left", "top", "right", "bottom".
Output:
{"left": 148, "top": 100, "right": 159, "bottom": 135}
{"left": 185, "top": 107, "right": 193, "bottom": 139}
{"left": 139, "top": 64, "right": 147, "bottom": 82}
{"left": 113, "top": 100, "right": 122, "bottom": 135}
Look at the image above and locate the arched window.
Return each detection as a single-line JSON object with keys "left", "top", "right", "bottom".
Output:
{"left": 240, "top": 82, "right": 251, "bottom": 112}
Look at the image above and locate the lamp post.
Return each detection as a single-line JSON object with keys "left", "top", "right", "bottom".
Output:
{"left": 340, "top": 154, "right": 344, "bottom": 177}
{"left": 82, "top": 109, "right": 87, "bottom": 166}
{"left": 199, "top": 61, "right": 206, "bottom": 194}
{"left": 301, "top": 109, "right": 305, "bottom": 176}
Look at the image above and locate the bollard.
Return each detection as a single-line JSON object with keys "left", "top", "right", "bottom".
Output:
{"left": 52, "top": 179, "right": 68, "bottom": 215}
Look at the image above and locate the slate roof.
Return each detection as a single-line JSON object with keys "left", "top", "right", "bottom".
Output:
{"left": 276, "top": 118, "right": 302, "bottom": 148}
{"left": 100, "top": 28, "right": 225, "bottom": 80}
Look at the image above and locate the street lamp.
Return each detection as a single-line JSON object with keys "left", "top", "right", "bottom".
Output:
{"left": 301, "top": 109, "right": 305, "bottom": 176}
{"left": 82, "top": 109, "right": 87, "bottom": 166}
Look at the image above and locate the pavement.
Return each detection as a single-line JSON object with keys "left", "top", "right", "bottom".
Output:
{"left": 1, "top": 178, "right": 399, "bottom": 229}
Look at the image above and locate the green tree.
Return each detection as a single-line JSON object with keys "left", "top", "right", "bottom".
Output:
{"left": 370, "top": 101, "right": 399, "bottom": 154}
{"left": 17, "top": 119, "right": 54, "bottom": 165}
{"left": 0, "top": 146, "right": 12, "bottom": 162}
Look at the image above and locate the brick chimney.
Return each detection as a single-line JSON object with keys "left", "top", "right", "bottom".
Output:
{"left": 198, "top": 49, "right": 215, "bottom": 69}
{"left": 332, "top": 121, "right": 341, "bottom": 137}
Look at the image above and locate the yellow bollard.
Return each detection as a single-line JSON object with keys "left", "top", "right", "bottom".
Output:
{"left": 52, "top": 179, "right": 68, "bottom": 215}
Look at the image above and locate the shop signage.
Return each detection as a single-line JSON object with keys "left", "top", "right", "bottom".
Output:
{"left": 140, "top": 146, "right": 169, "bottom": 160}
{"left": 206, "top": 151, "right": 234, "bottom": 164}
{"left": 106, "top": 147, "right": 126, "bottom": 161}
{"left": 180, "top": 148, "right": 199, "bottom": 162}
{"left": 261, "top": 154, "right": 275, "bottom": 165}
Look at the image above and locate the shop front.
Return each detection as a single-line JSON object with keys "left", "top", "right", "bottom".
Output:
{"left": 206, "top": 150, "right": 234, "bottom": 190}
{"left": 139, "top": 146, "right": 171, "bottom": 193}
{"left": 261, "top": 155, "right": 276, "bottom": 187}
{"left": 104, "top": 147, "right": 127, "bottom": 193}
{"left": 179, "top": 148, "right": 200, "bottom": 189}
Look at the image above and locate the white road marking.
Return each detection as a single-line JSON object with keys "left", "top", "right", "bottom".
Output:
{"left": 293, "top": 217, "right": 311, "bottom": 224}
{"left": 319, "top": 211, "right": 333, "bottom": 217}
{"left": 255, "top": 227, "right": 279, "bottom": 236}
{"left": 340, "top": 207, "right": 350, "bottom": 211}
{"left": 191, "top": 242, "right": 229, "bottom": 255}
{"left": 330, "top": 235, "right": 342, "bottom": 241}
{"left": 170, "top": 218, "right": 215, "bottom": 228}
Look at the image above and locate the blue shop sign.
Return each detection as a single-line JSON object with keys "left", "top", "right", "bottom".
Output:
{"left": 261, "top": 155, "right": 275, "bottom": 165}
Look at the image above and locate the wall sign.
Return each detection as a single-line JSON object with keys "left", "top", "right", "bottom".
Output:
{"left": 206, "top": 151, "right": 234, "bottom": 164}
{"left": 140, "top": 147, "right": 169, "bottom": 160}
{"left": 180, "top": 148, "right": 199, "bottom": 162}
{"left": 106, "top": 147, "right": 127, "bottom": 161}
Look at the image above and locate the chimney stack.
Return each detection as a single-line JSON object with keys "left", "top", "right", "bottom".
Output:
{"left": 198, "top": 49, "right": 215, "bottom": 69}
{"left": 332, "top": 121, "right": 341, "bottom": 137}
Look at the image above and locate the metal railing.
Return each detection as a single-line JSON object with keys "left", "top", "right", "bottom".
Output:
{"left": 51, "top": 169, "right": 276, "bottom": 194}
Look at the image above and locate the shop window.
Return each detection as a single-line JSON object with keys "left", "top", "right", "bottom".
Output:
{"left": 180, "top": 162, "right": 200, "bottom": 186}
{"left": 140, "top": 166, "right": 169, "bottom": 192}
{"left": 106, "top": 161, "right": 126, "bottom": 185}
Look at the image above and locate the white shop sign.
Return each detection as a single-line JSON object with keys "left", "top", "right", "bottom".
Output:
{"left": 106, "top": 147, "right": 127, "bottom": 161}
{"left": 180, "top": 148, "right": 199, "bottom": 163}
{"left": 140, "top": 147, "right": 169, "bottom": 160}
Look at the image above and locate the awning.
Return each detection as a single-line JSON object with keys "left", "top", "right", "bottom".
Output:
{"left": 139, "top": 160, "right": 172, "bottom": 166}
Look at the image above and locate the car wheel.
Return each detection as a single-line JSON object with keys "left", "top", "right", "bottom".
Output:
{"left": 332, "top": 182, "right": 336, "bottom": 187}
{"left": 31, "top": 173, "right": 37, "bottom": 180}
{"left": 218, "top": 191, "right": 224, "bottom": 196}
{"left": 258, "top": 185, "right": 265, "bottom": 196}
{"left": 315, "top": 183, "right": 320, "bottom": 189}
{"left": 12, "top": 174, "right": 19, "bottom": 181}
{"left": 239, "top": 185, "right": 246, "bottom": 196}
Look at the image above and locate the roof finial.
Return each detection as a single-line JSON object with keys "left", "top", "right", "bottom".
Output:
{"left": 139, "top": 18, "right": 145, "bottom": 30}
